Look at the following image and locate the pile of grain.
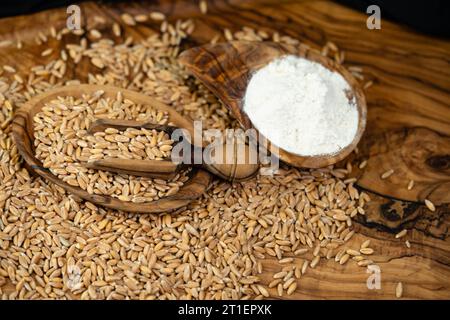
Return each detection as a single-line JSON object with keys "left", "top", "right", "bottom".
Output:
{"left": 0, "top": 12, "right": 375, "bottom": 300}
{"left": 33, "top": 91, "right": 183, "bottom": 203}
{"left": 86, "top": 127, "right": 174, "bottom": 161}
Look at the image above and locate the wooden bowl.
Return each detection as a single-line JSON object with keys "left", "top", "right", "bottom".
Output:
{"left": 12, "top": 84, "right": 211, "bottom": 213}
{"left": 179, "top": 41, "right": 367, "bottom": 168}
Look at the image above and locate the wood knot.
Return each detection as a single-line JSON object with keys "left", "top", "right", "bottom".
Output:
{"left": 426, "top": 155, "right": 450, "bottom": 171}
{"left": 380, "top": 200, "right": 419, "bottom": 221}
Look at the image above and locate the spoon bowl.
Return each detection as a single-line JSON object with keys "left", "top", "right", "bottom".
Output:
{"left": 12, "top": 84, "right": 211, "bottom": 213}
{"left": 179, "top": 41, "right": 367, "bottom": 168}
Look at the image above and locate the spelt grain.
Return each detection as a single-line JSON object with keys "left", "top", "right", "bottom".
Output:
{"left": 358, "top": 160, "right": 367, "bottom": 169}
{"left": 395, "top": 282, "right": 403, "bottom": 298}
{"left": 310, "top": 256, "right": 320, "bottom": 268}
{"left": 381, "top": 169, "right": 394, "bottom": 179}
{"left": 279, "top": 257, "right": 294, "bottom": 264}
{"left": 357, "top": 260, "right": 373, "bottom": 267}
{"left": 339, "top": 254, "right": 350, "bottom": 265}
{"left": 301, "top": 260, "right": 309, "bottom": 274}
{"left": 3, "top": 65, "right": 16, "bottom": 73}
{"left": 89, "top": 29, "right": 102, "bottom": 39}
{"left": 134, "top": 14, "right": 148, "bottom": 23}
{"left": 395, "top": 229, "right": 407, "bottom": 239}
{"left": 360, "top": 240, "right": 371, "bottom": 249}
{"left": 0, "top": 20, "right": 373, "bottom": 301}
{"left": 121, "top": 13, "right": 136, "bottom": 26}
{"left": 346, "top": 249, "right": 361, "bottom": 256}
{"left": 150, "top": 12, "right": 166, "bottom": 21}
{"left": 286, "top": 282, "right": 297, "bottom": 295}
{"left": 112, "top": 23, "right": 121, "bottom": 37}
{"left": 41, "top": 48, "right": 53, "bottom": 56}
{"left": 359, "top": 248, "right": 374, "bottom": 255}
{"left": 277, "top": 283, "right": 283, "bottom": 297}
{"left": 199, "top": 0, "right": 208, "bottom": 14}
{"left": 424, "top": 199, "right": 435, "bottom": 212}
{"left": 294, "top": 248, "right": 308, "bottom": 255}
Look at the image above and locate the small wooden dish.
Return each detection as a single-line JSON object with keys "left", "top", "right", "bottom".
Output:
{"left": 12, "top": 84, "right": 211, "bottom": 213}
{"left": 179, "top": 41, "right": 367, "bottom": 168}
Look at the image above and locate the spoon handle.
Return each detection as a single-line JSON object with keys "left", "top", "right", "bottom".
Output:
{"left": 84, "top": 158, "right": 179, "bottom": 179}
{"left": 88, "top": 118, "right": 178, "bottom": 135}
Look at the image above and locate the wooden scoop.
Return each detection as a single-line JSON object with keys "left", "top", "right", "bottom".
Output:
{"left": 84, "top": 118, "right": 260, "bottom": 181}
{"left": 179, "top": 41, "right": 367, "bottom": 168}
{"left": 12, "top": 84, "right": 213, "bottom": 214}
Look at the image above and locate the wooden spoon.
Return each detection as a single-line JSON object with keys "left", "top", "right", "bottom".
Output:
{"left": 12, "top": 84, "right": 212, "bottom": 213}
{"left": 179, "top": 41, "right": 367, "bottom": 168}
{"left": 84, "top": 118, "right": 260, "bottom": 181}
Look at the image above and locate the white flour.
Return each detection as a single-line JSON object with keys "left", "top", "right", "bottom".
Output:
{"left": 243, "top": 55, "right": 358, "bottom": 156}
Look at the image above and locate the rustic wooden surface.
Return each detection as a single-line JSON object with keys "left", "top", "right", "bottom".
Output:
{"left": 0, "top": 0, "right": 449, "bottom": 299}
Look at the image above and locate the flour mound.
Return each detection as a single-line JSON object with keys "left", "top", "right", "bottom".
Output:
{"left": 243, "top": 55, "right": 358, "bottom": 156}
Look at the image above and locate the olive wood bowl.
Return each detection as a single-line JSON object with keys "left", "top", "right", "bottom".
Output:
{"left": 12, "top": 84, "right": 211, "bottom": 213}
{"left": 179, "top": 41, "right": 367, "bottom": 168}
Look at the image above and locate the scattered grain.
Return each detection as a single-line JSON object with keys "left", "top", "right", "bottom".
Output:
{"left": 358, "top": 160, "right": 367, "bottom": 169}
{"left": 89, "top": 29, "right": 102, "bottom": 39}
{"left": 279, "top": 258, "right": 294, "bottom": 264}
{"left": 134, "top": 14, "right": 148, "bottom": 23}
{"left": 3, "top": 65, "right": 16, "bottom": 73}
{"left": 395, "top": 229, "right": 407, "bottom": 239}
{"left": 359, "top": 248, "right": 374, "bottom": 255}
{"left": 339, "top": 254, "right": 350, "bottom": 265}
{"left": 424, "top": 199, "right": 435, "bottom": 212}
{"left": 286, "top": 282, "right": 297, "bottom": 295}
{"left": 112, "top": 23, "right": 121, "bottom": 37}
{"left": 357, "top": 260, "right": 373, "bottom": 267}
{"left": 381, "top": 169, "right": 394, "bottom": 179}
{"left": 301, "top": 260, "right": 309, "bottom": 275}
{"left": 150, "top": 12, "right": 166, "bottom": 21}
{"left": 395, "top": 282, "right": 403, "bottom": 298}
{"left": 310, "top": 256, "right": 320, "bottom": 268}
{"left": 0, "top": 19, "right": 374, "bottom": 301}
{"left": 346, "top": 249, "right": 361, "bottom": 256}
{"left": 224, "top": 28, "right": 233, "bottom": 41}
{"left": 41, "top": 48, "right": 53, "bottom": 56}
{"left": 360, "top": 240, "right": 371, "bottom": 249}
{"left": 121, "top": 13, "right": 136, "bottom": 26}
{"left": 199, "top": 0, "right": 208, "bottom": 14}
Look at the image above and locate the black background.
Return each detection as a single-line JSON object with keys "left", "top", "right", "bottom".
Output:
{"left": 0, "top": 0, "right": 449, "bottom": 38}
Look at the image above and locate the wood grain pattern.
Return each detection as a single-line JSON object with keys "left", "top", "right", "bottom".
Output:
{"left": 83, "top": 158, "right": 180, "bottom": 178}
{"left": 351, "top": 127, "right": 450, "bottom": 204}
{"left": 179, "top": 41, "right": 367, "bottom": 168}
{"left": 0, "top": 0, "right": 449, "bottom": 299}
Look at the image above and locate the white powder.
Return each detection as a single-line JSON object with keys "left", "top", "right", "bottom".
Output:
{"left": 243, "top": 55, "right": 358, "bottom": 156}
